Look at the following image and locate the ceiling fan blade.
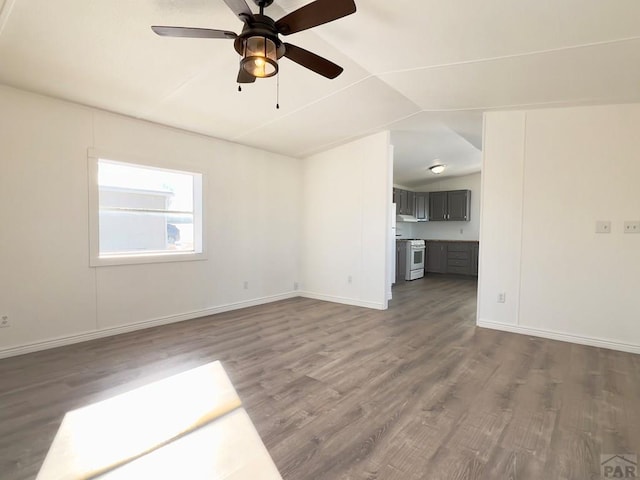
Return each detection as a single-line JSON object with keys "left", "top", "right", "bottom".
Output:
{"left": 276, "top": 0, "right": 356, "bottom": 35}
{"left": 151, "top": 26, "right": 237, "bottom": 39}
{"left": 237, "top": 67, "right": 256, "bottom": 84}
{"left": 284, "top": 43, "right": 343, "bottom": 79}
{"left": 222, "top": 0, "right": 254, "bottom": 22}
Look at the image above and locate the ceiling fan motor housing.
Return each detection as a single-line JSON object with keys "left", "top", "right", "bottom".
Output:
{"left": 233, "top": 14, "right": 286, "bottom": 60}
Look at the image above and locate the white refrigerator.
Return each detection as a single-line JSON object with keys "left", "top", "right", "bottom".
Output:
{"left": 388, "top": 203, "right": 397, "bottom": 300}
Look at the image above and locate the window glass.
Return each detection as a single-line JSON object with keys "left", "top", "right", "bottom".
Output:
{"left": 90, "top": 156, "right": 204, "bottom": 265}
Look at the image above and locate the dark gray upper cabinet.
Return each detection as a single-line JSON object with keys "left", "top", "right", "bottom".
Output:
{"left": 414, "top": 192, "right": 428, "bottom": 221}
{"left": 393, "top": 187, "right": 417, "bottom": 216}
{"left": 447, "top": 190, "right": 471, "bottom": 221}
{"left": 406, "top": 191, "right": 415, "bottom": 216}
{"left": 392, "top": 188, "right": 402, "bottom": 213}
{"left": 398, "top": 189, "right": 408, "bottom": 214}
{"left": 428, "top": 190, "right": 471, "bottom": 221}
{"left": 428, "top": 192, "right": 447, "bottom": 221}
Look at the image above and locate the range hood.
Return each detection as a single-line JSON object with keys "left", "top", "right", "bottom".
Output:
{"left": 396, "top": 214, "right": 418, "bottom": 223}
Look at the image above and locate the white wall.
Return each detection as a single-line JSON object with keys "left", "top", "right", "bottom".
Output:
{"left": 477, "top": 112, "right": 525, "bottom": 327}
{"left": 413, "top": 173, "right": 481, "bottom": 240}
{"left": 395, "top": 222, "right": 414, "bottom": 239}
{"left": 478, "top": 104, "right": 640, "bottom": 353}
{"left": 0, "top": 85, "right": 302, "bottom": 357}
{"left": 300, "top": 132, "right": 391, "bottom": 310}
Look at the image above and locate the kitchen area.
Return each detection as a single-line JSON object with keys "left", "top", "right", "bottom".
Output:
{"left": 388, "top": 121, "right": 483, "bottom": 288}
{"left": 393, "top": 180, "right": 480, "bottom": 285}
{"left": 393, "top": 180, "right": 479, "bottom": 284}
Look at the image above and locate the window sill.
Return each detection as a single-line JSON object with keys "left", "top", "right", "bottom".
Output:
{"left": 90, "top": 251, "right": 207, "bottom": 267}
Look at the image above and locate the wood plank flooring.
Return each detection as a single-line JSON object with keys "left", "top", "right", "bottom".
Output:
{"left": 1, "top": 275, "right": 639, "bottom": 479}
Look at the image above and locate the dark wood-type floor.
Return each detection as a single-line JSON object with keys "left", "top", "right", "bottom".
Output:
{"left": 1, "top": 276, "right": 639, "bottom": 479}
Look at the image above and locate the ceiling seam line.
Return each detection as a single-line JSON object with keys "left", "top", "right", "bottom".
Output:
{"left": 412, "top": 96, "right": 640, "bottom": 114}
{"left": 137, "top": 60, "right": 221, "bottom": 119}
{"left": 374, "top": 35, "right": 640, "bottom": 77}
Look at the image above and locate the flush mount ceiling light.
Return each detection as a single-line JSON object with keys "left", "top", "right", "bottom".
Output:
{"left": 429, "top": 164, "right": 446, "bottom": 175}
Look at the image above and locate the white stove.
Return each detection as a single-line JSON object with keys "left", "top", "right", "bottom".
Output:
{"left": 405, "top": 239, "right": 426, "bottom": 280}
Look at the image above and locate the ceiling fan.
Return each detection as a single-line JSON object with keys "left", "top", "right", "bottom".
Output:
{"left": 151, "top": 0, "right": 357, "bottom": 84}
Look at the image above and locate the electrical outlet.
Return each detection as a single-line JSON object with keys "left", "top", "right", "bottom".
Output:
{"left": 348, "top": 275, "right": 352, "bottom": 284}
{"left": 0, "top": 315, "right": 9, "bottom": 328}
{"left": 243, "top": 281, "right": 249, "bottom": 290}
{"left": 497, "top": 293, "right": 506, "bottom": 303}
{"left": 595, "top": 221, "right": 611, "bottom": 234}
{"left": 624, "top": 221, "right": 640, "bottom": 233}
{"left": 293, "top": 282, "right": 299, "bottom": 290}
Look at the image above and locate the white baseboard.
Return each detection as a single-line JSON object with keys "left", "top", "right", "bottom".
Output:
{"left": 0, "top": 292, "right": 298, "bottom": 360}
{"left": 299, "top": 291, "right": 387, "bottom": 310}
{"left": 477, "top": 319, "right": 640, "bottom": 355}
{"left": 0, "top": 291, "right": 391, "bottom": 359}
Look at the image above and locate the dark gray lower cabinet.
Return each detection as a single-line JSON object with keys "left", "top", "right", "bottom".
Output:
{"left": 470, "top": 243, "right": 479, "bottom": 276}
{"left": 426, "top": 241, "right": 479, "bottom": 276}
{"left": 426, "top": 241, "right": 447, "bottom": 274}
{"left": 446, "top": 243, "right": 471, "bottom": 275}
{"left": 396, "top": 240, "right": 407, "bottom": 283}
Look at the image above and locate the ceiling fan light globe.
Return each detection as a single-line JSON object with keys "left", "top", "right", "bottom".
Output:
{"left": 242, "top": 56, "right": 278, "bottom": 78}
{"left": 242, "top": 35, "right": 279, "bottom": 78}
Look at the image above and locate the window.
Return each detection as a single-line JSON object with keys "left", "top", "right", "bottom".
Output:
{"left": 89, "top": 153, "right": 204, "bottom": 266}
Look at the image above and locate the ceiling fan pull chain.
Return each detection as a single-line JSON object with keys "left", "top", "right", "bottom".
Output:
{"left": 276, "top": 73, "right": 280, "bottom": 109}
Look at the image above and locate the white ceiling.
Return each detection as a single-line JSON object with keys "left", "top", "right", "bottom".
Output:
{"left": 391, "top": 122, "right": 482, "bottom": 188}
{"left": 1, "top": 0, "right": 640, "bottom": 183}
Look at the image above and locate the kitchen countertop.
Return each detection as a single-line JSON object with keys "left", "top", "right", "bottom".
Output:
{"left": 422, "top": 239, "right": 479, "bottom": 243}
{"left": 395, "top": 238, "right": 479, "bottom": 243}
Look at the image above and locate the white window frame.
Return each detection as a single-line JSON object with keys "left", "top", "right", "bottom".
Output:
{"left": 88, "top": 149, "right": 206, "bottom": 267}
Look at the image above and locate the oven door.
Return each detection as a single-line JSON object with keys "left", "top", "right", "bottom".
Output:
{"left": 409, "top": 246, "right": 425, "bottom": 270}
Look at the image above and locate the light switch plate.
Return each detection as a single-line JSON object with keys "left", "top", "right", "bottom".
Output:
{"left": 624, "top": 221, "right": 640, "bottom": 233}
{"left": 595, "top": 221, "right": 611, "bottom": 234}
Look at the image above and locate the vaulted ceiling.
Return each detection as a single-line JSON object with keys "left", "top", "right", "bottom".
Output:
{"left": 1, "top": 0, "right": 639, "bottom": 182}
